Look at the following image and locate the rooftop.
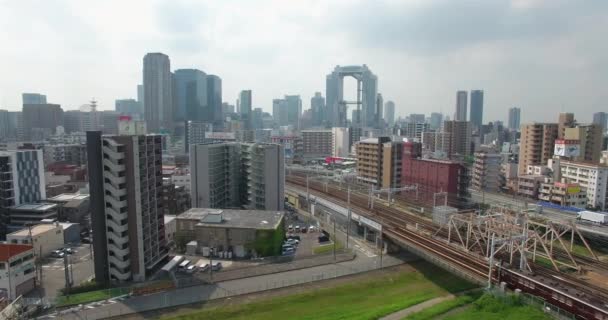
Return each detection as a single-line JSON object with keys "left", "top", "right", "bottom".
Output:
{"left": 8, "top": 223, "right": 60, "bottom": 237}
{"left": 177, "top": 208, "right": 284, "bottom": 230}
{"left": 48, "top": 193, "right": 90, "bottom": 202}
{"left": 0, "top": 244, "right": 33, "bottom": 262}
{"left": 10, "top": 203, "right": 58, "bottom": 212}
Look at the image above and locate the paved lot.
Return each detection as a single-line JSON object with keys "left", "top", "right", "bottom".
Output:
{"left": 27, "top": 243, "right": 94, "bottom": 300}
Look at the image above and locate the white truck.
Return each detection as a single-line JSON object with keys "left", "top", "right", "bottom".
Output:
{"left": 578, "top": 210, "right": 608, "bottom": 224}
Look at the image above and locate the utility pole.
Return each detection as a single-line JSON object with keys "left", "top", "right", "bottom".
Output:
{"left": 488, "top": 233, "right": 495, "bottom": 289}
{"left": 346, "top": 186, "right": 351, "bottom": 250}
{"left": 333, "top": 217, "right": 337, "bottom": 262}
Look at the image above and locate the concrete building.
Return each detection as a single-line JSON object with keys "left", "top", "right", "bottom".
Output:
{"left": 517, "top": 175, "right": 546, "bottom": 198}
{"left": 508, "top": 107, "right": 521, "bottom": 131}
{"left": 47, "top": 193, "right": 90, "bottom": 228}
{"left": 563, "top": 124, "right": 603, "bottom": 163}
{"left": 311, "top": 92, "right": 326, "bottom": 127}
{"left": 550, "top": 158, "right": 608, "bottom": 210}
{"left": 593, "top": 112, "right": 607, "bottom": 130}
{"left": 355, "top": 137, "right": 403, "bottom": 188}
{"left": 455, "top": 91, "right": 467, "bottom": 121}
{"left": 518, "top": 123, "right": 558, "bottom": 175}
{"left": 302, "top": 130, "right": 333, "bottom": 158}
{"left": 7, "top": 223, "right": 64, "bottom": 258}
{"left": 43, "top": 144, "right": 87, "bottom": 166}
{"left": 326, "top": 65, "right": 378, "bottom": 127}
{"left": 239, "top": 90, "right": 252, "bottom": 130}
{"left": 190, "top": 143, "right": 284, "bottom": 211}
{"left": 469, "top": 90, "right": 483, "bottom": 131}
{"left": 285, "top": 95, "right": 302, "bottom": 130}
{"left": 270, "top": 135, "right": 303, "bottom": 164}
{"left": 206, "top": 74, "right": 223, "bottom": 128}
{"left": 115, "top": 99, "right": 142, "bottom": 120}
{"left": 332, "top": 127, "right": 350, "bottom": 158}
{"left": 175, "top": 208, "right": 284, "bottom": 258}
{"left": 0, "top": 244, "right": 35, "bottom": 300}
{"left": 22, "top": 103, "right": 64, "bottom": 140}
{"left": 87, "top": 131, "right": 168, "bottom": 283}
{"left": 272, "top": 98, "right": 288, "bottom": 127}
{"left": 429, "top": 113, "right": 443, "bottom": 130}
{"left": 8, "top": 203, "right": 58, "bottom": 227}
{"left": 443, "top": 120, "right": 472, "bottom": 159}
{"left": 22, "top": 93, "right": 47, "bottom": 105}
{"left": 539, "top": 181, "right": 587, "bottom": 208}
{"left": 471, "top": 152, "right": 502, "bottom": 192}
{"left": 401, "top": 142, "right": 470, "bottom": 207}
{"left": 401, "top": 122, "right": 430, "bottom": 140}
{"left": 143, "top": 52, "right": 173, "bottom": 133}
{"left": 558, "top": 113, "right": 575, "bottom": 139}
{"left": 173, "top": 69, "right": 207, "bottom": 124}
{"left": 384, "top": 101, "right": 395, "bottom": 127}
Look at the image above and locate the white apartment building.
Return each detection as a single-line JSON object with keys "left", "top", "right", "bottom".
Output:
{"left": 549, "top": 158, "right": 608, "bottom": 210}
{"left": 0, "top": 244, "right": 36, "bottom": 300}
{"left": 7, "top": 223, "right": 64, "bottom": 258}
{"left": 332, "top": 127, "right": 350, "bottom": 158}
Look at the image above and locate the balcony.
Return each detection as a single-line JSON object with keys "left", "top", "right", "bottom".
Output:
{"left": 104, "top": 183, "right": 127, "bottom": 197}
{"left": 103, "top": 171, "right": 126, "bottom": 185}
{"left": 103, "top": 158, "right": 125, "bottom": 172}
{"left": 109, "top": 267, "right": 131, "bottom": 282}
{"left": 102, "top": 146, "right": 125, "bottom": 160}
{"left": 106, "top": 218, "right": 128, "bottom": 233}
{"left": 108, "top": 254, "right": 130, "bottom": 269}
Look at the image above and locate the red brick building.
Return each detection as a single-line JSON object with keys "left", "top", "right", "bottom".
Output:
{"left": 401, "top": 142, "right": 470, "bottom": 207}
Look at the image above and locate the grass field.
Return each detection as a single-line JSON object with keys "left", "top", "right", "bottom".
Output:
{"left": 443, "top": 293, "right": 551, "bottom": 320}
{"left": 56, "top": 287, "right": 130, "bottom": 307}
{"left": 403, "top": 291, "right": 482, "bottom": 320}
{"left": 313, "top": 241, "right": 344, "bottom": 254}
{"left": 162, "top": 262, "right": 477, "bottom": 320}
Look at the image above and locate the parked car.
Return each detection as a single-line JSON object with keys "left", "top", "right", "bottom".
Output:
{"left": 288, "top": 224, "right": 294, "bottom": 232}
{"left": 211, "top": 262, "right": 222, "bottom": 271}
{"left": 282, "top": 244, "right": 295, "bottom": 252}
{"left": 81, "top": 237, "right": 92, "bottom": 244}
{"left": 295, "top": 225, "right": 301, "bottom": 232}
{"left": 308, "top": 226, "right": 315, "bottom": 233}
{"left": 178, "top": 260, "right": 190, "bottom": 271}
{"left": 287, "top": 235, "right": 301, "bottom": 241}
{"left": 52, "top": 250, "right": 65, "bottom": 258}
{"left": 301, "top": 227, "right": 308, "bottom": 233}
{"left": 318, "top": 235, "right": 330, "bottom": 243}
{"left": 63, "top": 248, "right": 75, "bottom": 255}
{"left": 282, "top": 247, "right": 295, "bottom": 255}
{"left": 186, "top": 265, "right": 197, "bottom": 273}
{"left": 198, "top": 263, "right": 210, "bottom": 272}
{"left": 286, "top": 239, "right": 299, "bottom": 246}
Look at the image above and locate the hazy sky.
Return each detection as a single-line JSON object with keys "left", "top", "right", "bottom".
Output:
{"left": 1, "top": 0, "right": 607, "bottom": 124}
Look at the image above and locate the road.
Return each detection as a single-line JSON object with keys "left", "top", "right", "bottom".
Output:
{"left": 469, "top": 189, "right": 608, "bottom": 237}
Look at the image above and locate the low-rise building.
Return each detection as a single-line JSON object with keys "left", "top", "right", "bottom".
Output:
{"left": 472, "top": 152, "right": 502, "bottom": 192}
{"left": 0, "top": 244, "right": 35, "bottom": 300}
{"left": 539, "top": 182, "right": 587, "bottom": 208}
{"left": 164, "top": 215, "right": 177, "bottom": 247}
{"left": 549, "top": 158, "right": 608, "bottom": 210}
{"left": 6, "top": 223, "right": 64, "bottom": 258}
{"left": 176, "top": 208, "right": 284, "bottom": 258}
{"left": 46, "top": 193, "right": 90, "bottom": 229}
{"left": 517, "top": 175, "right": 546, "bottom": 198}
{"left": 9, "top": 203, "right": 58, "bottom": 227}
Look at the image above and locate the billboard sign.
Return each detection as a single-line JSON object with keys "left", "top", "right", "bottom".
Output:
{"left": 554, "top": 139, "right": 580, "bottom": 157}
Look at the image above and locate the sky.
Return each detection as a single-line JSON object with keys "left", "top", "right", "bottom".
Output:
{"left": 1, "top": 0, "right": 607, "bottom": 124}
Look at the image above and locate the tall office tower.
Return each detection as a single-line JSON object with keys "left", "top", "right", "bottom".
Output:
{"left": 455, "top": 91, "right": 468, "bottom": 121}
{"left": 115, "top": 99, "right": 142, "bottom": 119}
{"left": 376, "top": 93, "right": 384, "bottom": 127}
{"left": 469, "top": 90, "right": 484, "bottom": 131}
{"left": 284, "top": 95, "right": 302, "bottom": 129}
{"left": 190, "top": 143, "right": 284, "bottom": 210}
{"left": 564, "top": 124, "right": 603, "bottom": 163}
{"left": 443, "top": 120, "right": 472, "bottom": 159}
{"left": 222, "top": 103, "right": 235, "bottom": 114}
{"left": 429, "top": 112, "right": 443, "bottom": 130}
{"left": 593, "top": 112, "right": 607, "bottom": 130}
{"left": 137, "top": 85, "right": 144, "bottom": 105}
{"left": 0, "top": 110, "right": 9, "bottom": 140}
{"left": 252, "top": 108, "right": 263, "bottom": 130}
{"left": 351, "top": 110, "right": 361, "bottom": 126}
{"left": 384, "top": 101, "right": 395, "bottom": 127}
{"left": 409, "top": 114, "right": 426, "bottom": 124}
{"left": 326, "top": 65, "right": 378, "bottom": 127}
{"left": 22, "top": 93, "right": 47, "bottom": 105}
{"left": 272, "top": 99, "right": 288, "bottom": 126}
{"left": 173, "top": 69, "right": 207, "bottom": 124}
{"left": 22, "top": 103, "right": 64, "bottom": 140}
{"left": 557, "top": 112, "right": 575, "bottom": 139}
{"left": 508, "top": 107, "right": 521, "bottom": 131}
{"left": 87, "top": 131, "right": 167, "bottom": 283}
{"left": 207, "top": 75, "right": 223, "bottom": 128}
{"left": 518, "top": 123, "right": 558, "bottom": 175}
{"left": 310, "top": 92, "right": 325, "bottom": 127}
{"left": 239, "top": 90, "right": 252, "bottom": 130}
{"left": 0, "top": 150, "right": 46, "bottom": 237}
{"left": 143, "top": 52, "right": 173, "bottom": 133}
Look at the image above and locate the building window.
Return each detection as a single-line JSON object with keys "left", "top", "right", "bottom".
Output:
{"left": 0, "top": 263, "right": 5, "bottom": 270}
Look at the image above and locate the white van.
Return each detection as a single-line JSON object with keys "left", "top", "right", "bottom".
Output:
{"left": 178, "top": 260, "right": 190, "bottom": 271}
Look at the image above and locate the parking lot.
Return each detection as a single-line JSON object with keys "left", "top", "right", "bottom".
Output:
{"left": 27, "top": 243, "right": 94, "bottom": 300}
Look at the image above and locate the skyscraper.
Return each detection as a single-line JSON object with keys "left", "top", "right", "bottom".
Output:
{"left": 326, "top": 65, "right": 378, "bottom": 127}
{"left": 206, "top": 75, "right": 223, "bottom": 128}
{"left": 190, "top": 143, "right": 284, "bottom": 210}
{"left": 87, "top": 131, "right": 168, "bottom": 283}
{"left": 429, "top": 112, "right": 443, "bottom": 130}
{"left": 376, "top": 93, "right": 383, "bottom": 127}
{"left": 310, "top": 92, "right": 325, "bottom": 127}
{"left": 469, "top": 90, "right": 483, "bottom": 130}
{"left": 173, "top": 69, "right": 207, "bottom": 123}
{"left": 593, "top": 112, "right": 607, "bottom": 130}
{"left": 443, "top": 120, "right": 472, "bottom": 159}
{"left": 22, "top": 103, "right": 64, "bottom": 140}
{"left": 455, "top": 91, "right": 467, "bottom": 121}
{"left": 239, "top": 90, "right": 252, "bottom": 130}
{"left": 115, "top": 99, "right": 142, "bottom": 119}
{"left": 384, "top": 101, "right": 395, "bottom": 127}
{"left": 507, "top": 107, "right": 521, "bottom": 130}
{"left": 22, "top": 93, "right": 47, "bottom": 105}
{"left": 284, "top": 95, "right": 302, "bottom": 129}
{"left": 143, "top": 52, "right": 173, "bottom": 133}
{"left": 272, "top": 99, "right": 288, "bottom": 126}
{"left": 137, "top": 85, "right": 144, "bottom": 105}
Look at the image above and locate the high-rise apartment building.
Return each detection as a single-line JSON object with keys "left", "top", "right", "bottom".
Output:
{"left": 429, "top": 112, "right": 443, "bottom": 130}
{"left": 471, "top": 152, "right": 502, "bottom": 192}
{"left": 143, "top": 52, "right": 173, "bottom": 133}
{"left": 239, "top": 90, "right": 253, "bottom": 130}
{"left": 206, "top": 75, "right": 223, "bottom": 128}
{"left": 273, "top": 99, "right": 288, "bottom": 126}
{"left": 87, "top": 131, "right": 168, "bottom": 283}
{"left": 22, "top": 103, "right": 64, "bottom": 140}
{"left": 0, "top": 110, "right": 9, "bottom": 141}
{"left": 443, "top": 120, "right": 472, "bottom": 159}
{"left": 455, "top": 91, "right": 468, "bottom": 121}
{"left": 355, "top": 137, "right": 403, "bottom": 188}
{"left": 564, "top": 124, "right": 603, "bottom": 163}
{"left": 518, "top": 123, "right": 558, "bottom": 175}
{"left": 0, "top": 150, "right": 46, "bottom": 237}
{"left": 22, "top": 93, "right": 47, "bottom": 105}
{"left": 332, "top": 127, "right": 350, "bottom": 157}
{"left": 285, "top": 95, "right": 302, "bottom": 129}
{"left": 409, "top": 114, "right": 426, "bottom": 124}
{"left": 311, "top": 92, "right": 325, "bottom": 127}
{"left": 302, "top": 130, "right": 333, "bottom": 158}
{"left": 469, "top": 90, "right": 484, "bottom": 131}
{"left": 384, "top": 101, "right": 395, "bottom": 127}
{"left": 190, "top": 143, "right": 284, "bottom": 211}
{"left": 593, "top": 112, "right": 607, "bottom": 130}
{"left": 376, "top": 93, "right": 383, "bottom": 127}
{"left": 557, "top": 113, "right": 575, "bottom": 139}
{"left": 508, "top": 107, "right": 521, "bottom": 131}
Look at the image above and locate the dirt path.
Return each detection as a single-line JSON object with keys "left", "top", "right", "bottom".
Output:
{"left": 379, "top": 295, "right": 455, "bottom": 320}
{"left": 436, "top": 304, "right": 472, "bottom": 319}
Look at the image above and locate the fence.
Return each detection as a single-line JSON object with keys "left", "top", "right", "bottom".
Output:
{"left": 489, "top": 287, "right": 576, "bottom": 320}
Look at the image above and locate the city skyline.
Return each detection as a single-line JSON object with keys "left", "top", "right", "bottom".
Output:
{"left": 1, "top": 1, "right": 607, "bottom": 123}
